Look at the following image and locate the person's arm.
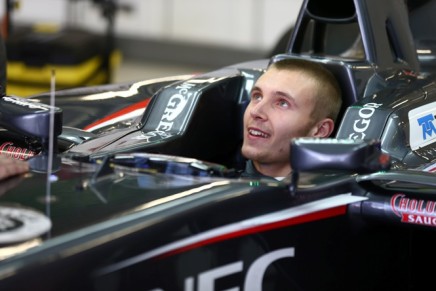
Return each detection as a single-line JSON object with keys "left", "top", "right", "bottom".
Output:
{"left": 0, "top": 156, "right": 29, "bottom": 180}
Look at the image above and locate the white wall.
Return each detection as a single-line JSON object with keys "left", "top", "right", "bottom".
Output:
{"left": 2, "top": 0, "right": 303, "bottom": 52}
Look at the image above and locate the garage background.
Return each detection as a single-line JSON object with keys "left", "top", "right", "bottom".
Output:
{"left": 0, "top": 0, "right": 302, "bottom": 89}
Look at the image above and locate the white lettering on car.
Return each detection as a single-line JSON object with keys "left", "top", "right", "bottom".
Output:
{"left": 156, "top": 82, "right": 194, "bottom": 132}
{"left": 349, "top": 103, "right": 382, "bottom": 139}
{"left": 162, "top": 248, "right": 295, "bottom": 291}
{"left": 196, "top": 261, "right": 243, "bottom": 291}
{"left": 2, "top": 96, "right": 51, "bottom": 111}
{"left": 148, "top": 247, "right": 295, "bottom": 291}
{"left": 391, "top": 193, "right": 436, "bottom": 227}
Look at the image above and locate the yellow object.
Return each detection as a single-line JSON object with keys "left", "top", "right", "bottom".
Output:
{"left": 32, "top": 23, "right": 62, "bottom": 34}
{"left": 6, "top": 50, "right": 122, "bottom": 97}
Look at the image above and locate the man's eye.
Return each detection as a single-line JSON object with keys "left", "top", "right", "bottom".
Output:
{"left": 278, "top": 99, "right": 289, "bottom": 108}
{"left": 252, "top": 94, "right": 262, "bottom": 101}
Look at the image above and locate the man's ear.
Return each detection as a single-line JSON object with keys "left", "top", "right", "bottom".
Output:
{"left": 311, "top": 118, "right": 335, "bottom": 138}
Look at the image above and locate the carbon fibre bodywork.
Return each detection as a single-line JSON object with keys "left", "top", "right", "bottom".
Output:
{"left": 0, "top": 0, "right": 435, "bottom": 290}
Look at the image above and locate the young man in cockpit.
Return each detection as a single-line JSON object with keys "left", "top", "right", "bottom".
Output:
{"left": 241, "top": 58, "right": 342, "bottom": 180}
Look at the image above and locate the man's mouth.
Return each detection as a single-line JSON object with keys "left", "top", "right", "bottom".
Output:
{"left": 248, "top": 129, "right": 270, "bottom": 138}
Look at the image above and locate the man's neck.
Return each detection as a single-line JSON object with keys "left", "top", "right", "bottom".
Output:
{"left": 253, "top": 160, "right": 291, "bottom": 178}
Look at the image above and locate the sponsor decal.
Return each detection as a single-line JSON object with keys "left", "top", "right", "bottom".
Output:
{"left": 391, "top": 193, "right": 436, "bottom": 227}
{"left": 154, "top": 77, "right": 226, "bottom": 133}
{"left": 409, "top": 101, "right": 436, "bottom": 150}
{"left": 156, "top": 82, "right": 194, "bottom": 132}
{"left": 96, "top": 193, "right": 366, "bottom": 278}
{"left": 147, "top": 248, "right": 295, "bottom": 291}
{"left": 0, "top": 142, "right": 35, "bottom": 160}
{"left": 349, "top": 103, "right": 382, "bottom": 139}
{"left": 2, "top": 96, "right": 51, "bottom": 111}
{"left": 0, "top": 205, "right": 52, "bottom": 244}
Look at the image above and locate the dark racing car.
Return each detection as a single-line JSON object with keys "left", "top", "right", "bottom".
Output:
{"left": 0, "top": 0, "right": 435, "bottom": 290}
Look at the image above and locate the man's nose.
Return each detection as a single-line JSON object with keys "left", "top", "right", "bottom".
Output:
{"left": 250, "top": 100, "right": 268, "bottom": 120}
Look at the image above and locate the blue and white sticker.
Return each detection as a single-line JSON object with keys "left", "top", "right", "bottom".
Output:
{"left": 0, "top": 205, "right": 52, "bottom": 244}
{"left": 409, "top": 102, "right": 436, "bottom": 150}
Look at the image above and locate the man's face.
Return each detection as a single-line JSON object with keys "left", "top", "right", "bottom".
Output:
{"left": 241, "top": 67, "right": 318, "bottom": 168}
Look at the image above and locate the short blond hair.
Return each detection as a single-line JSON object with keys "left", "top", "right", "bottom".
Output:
{"left": 269, "top": 58, "right": 342, "bottom": 123}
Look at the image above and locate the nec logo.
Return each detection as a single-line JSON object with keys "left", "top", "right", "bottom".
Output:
{"left": 148, "top": 248, "right": 294, "bottom": 291}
